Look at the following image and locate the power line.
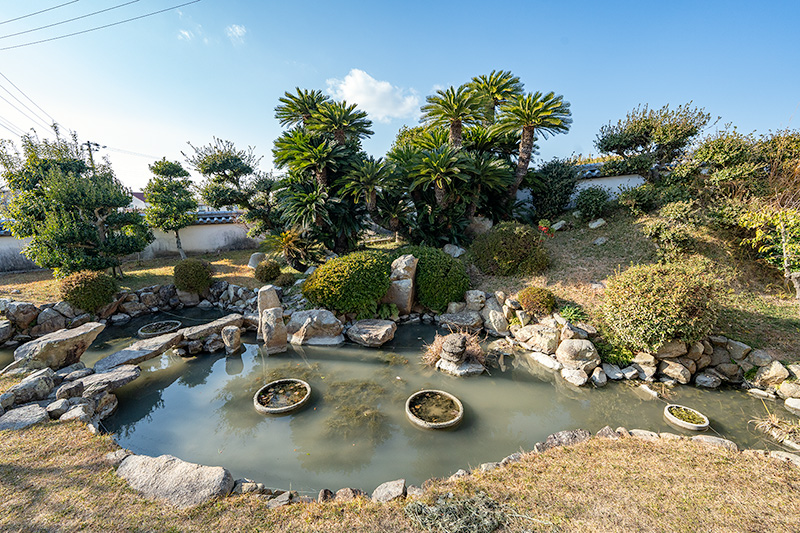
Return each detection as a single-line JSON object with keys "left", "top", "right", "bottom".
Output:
{"left": 106, "top": 146, "right": 159, "bottom": 159}
{"left": 0, "top": 1, "right": 81, "bottom": 26}
{"left": 0, "top": 91, "right": 52, "bottom": 130}
{"left": 0, "top": 80, "right": 54, "bottom": 128}
{"left": 0, "top": 1, "right": 142, "bottom": 41}
{"left": 0, "top": 114, "right": 25, "bottom": 137}
{"left": 0, "top": 0, "right": 203, "bottom": 52}
{"left": 0, "top": 71, "right": 58, "bottom": 124}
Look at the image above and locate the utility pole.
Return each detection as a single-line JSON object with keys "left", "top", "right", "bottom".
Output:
{"left": 82, "top": 140, "right": 105, "bottom": 173}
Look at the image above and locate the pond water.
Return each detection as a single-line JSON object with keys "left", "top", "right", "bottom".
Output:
{"left": 1, "top": 312, "right": 795, "bottom": 495}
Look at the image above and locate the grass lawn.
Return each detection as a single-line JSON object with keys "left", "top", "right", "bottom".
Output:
{"left": 1, "top": 414, "right": 798, "bottom": 532}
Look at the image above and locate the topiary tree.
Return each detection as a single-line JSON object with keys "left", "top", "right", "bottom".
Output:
{"left": 601, "top": 261, "right": 720, "bottom": 352}
{"left": 392, "top": 246, "right": 470, "bottom": 313}
{"left": 254, "top": 259, "right": 281, "bottom": 283}
{"left": 517, "top": 286, "right": 556, "bottom": 317}
{"left": 173, "top": 258, "right": 214, "bottom": 294}
{"left": 143, "top": 158, "right": 197, "bottom": 260}
{"left": 470, "top": 221, "right": 549, "bottom": 276}
{"left": 59, "top": 270, "right": 118, "bottom": 313}
{"left": 302, "top": 250, "right": 391, "bottom": 316}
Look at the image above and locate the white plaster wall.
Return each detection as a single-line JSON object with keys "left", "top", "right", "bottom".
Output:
{"left": 0, "top": 235, "right": 38, "bottom": 272}
{"left": 139, "top": 223, "right": 259, "bottom": 259}
{"left": 574, "top": 174, "right": 645, "bottom": 199}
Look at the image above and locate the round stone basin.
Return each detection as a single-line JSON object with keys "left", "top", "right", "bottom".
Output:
{"left": 137, "top": 320, "right": 182, "bottom": 339}
{"left": 664, "top": 404, "right": 709, "bottom": 431}
{"left": 254, "top": 378, "right": 311, "bottom": 415}
{"left": 405, "top": 389, "right": 464, "bottom": 430}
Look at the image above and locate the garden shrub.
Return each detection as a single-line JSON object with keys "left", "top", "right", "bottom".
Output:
{"left": 517, "top": 286, "right": 556, "bottom": 317}
{"left": 617, "top": 183, "right": 660, "bottom": 216}
{"left": 575, "top": 186, "right": 611, "bottom": 221}
{"left": 59, "top": 270, "right": 118, "bottom": 313}
{"left": 302, "top": 250, "right": 391, "bottom": 315}
{"left": 641, "top": 219, "right": 695, "bottom": 261}
{"left": 529, "top": 158, "right": 580, "bottom": 218}
{"left": 273, "top": 272, "right": 296, "bottom": 288}
{"left": 254, "top": 259, "right": 281, "bottom": 283}
{"left": 601, "top": 260, "right": 720, "bottom": 352}
{"left": 470, "top": 221, "right": 549, "bottom": 276}
{"left": 173, "top": 258, "right": 214, "bottom": 294}
{"left": 658, "top": 200, "right": 697, "bottom": 224}
{"left": 392, "top": 246, "right": 470, "bottom": 313}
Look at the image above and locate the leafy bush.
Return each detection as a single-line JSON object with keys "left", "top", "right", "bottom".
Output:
{"left": 392, "top": 246, "right": 470, "bottom": 313}
{"left": 601, "top": 154, "right": 655, "bottom": 178}
{"left": 601, "top": 261, "right": 720, "bottom": 352}
{"left": 254, "top": 259, "right": 281, "bottom": 283}
{"left": 470, "top": 221, "right": 549, "bottom": 276}
{"left": 617, "top": 183, "right": 660, "bottom": 216}
{"left": 273, "top": 272, "right": 296, "bottom": 288}
{"left": 594, "top": 337, "right": 635, "bottom": 367}
{"left": 173, "top": 258, "right": 214, "bottom": 294}
{"left": 575, "top": 186, "right": 611, "bottom": 221}
{"left": 59, "top": 270, "right": 118, "bottom": 313}
{"left": 529, "top": 158, "right": 579, "bottom": 218}
{"left": 517, "top": 286, "right": 556, "bottom": 317}
{"left": 658, "top": 200, "right": 697, "bottom": 223}
{"left": 641, "top": 219, "right": 695, "bottom": 261}
{"left": 302, "top": 250, "right": 391, "bottom": 315}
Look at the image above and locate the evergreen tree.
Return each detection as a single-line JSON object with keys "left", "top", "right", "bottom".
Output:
{"left": 144, "top": 159, "right": 197, "bottom": 260}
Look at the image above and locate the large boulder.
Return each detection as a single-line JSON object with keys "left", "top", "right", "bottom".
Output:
{"left": 116, "top": 454, "right": 234, "bottom": 508}
{"left": 555, "top": 339, "right": 600, "bottom": 374}
{"left": 5, "top": 301, "right": 40, "bottom": 329}
{"left": 179, "top": 314, "right": 243, "bottom": 341}
{"left": 372, "top": 479, "right": 406, "bottom": 502}
{"left": 94, "top": 332, "right": 184, "bottom": 373}
{"left": 8, "top": 322, "right": 104, "bottom": 373}
{"left": 380, "top": 254, "right": 418, "bottom": 315}
{"left": 654, "top": 340, "right": 687, "bottom": 359}
{"left": 257, "top": 286, "right": 281, "bottom": 340}
{"left": 260, "top": 307, "right": 287, "bottom": 354}
{"left": 538, "top": 429, "right": 592, "bottom": 452}
{"left": 30, "top": 307, "right": 67, "bottom": 337}
{"left": 346, "top": 319, "right": 397, "bottom": 348}
{"left": 7, "top": 368, "right": 55, "bottom": 404}
{"left": 286, "top": 309, "right": 343, "bottom": 345}
{"left": 480, "top": 298, "right": 508, "bottom": 334}
{"left": 0, "top": 403, "right": 49, "bottom": 431}
{"left": 437, "top": 311, "right": 483, "bottom": 331}
{"left": 221, "top": 325, "right": 242, "bottom": 355}
{"left": 753, "top": 360, "right": 790, "bottom": 388}
{"left": 515, "top": 325, "right": 559, "bottom": 354}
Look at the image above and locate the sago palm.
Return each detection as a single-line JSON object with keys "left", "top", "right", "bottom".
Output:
{"left": 461, "top": 153, "right": 514, "bottom": 217}
{"left": 420, "top": 85, "right": 485, "bottom": 150}
{"left": 309, "top": 101, "right": 374, "bottom": 145}
{"left": 469, "top": 70, "right": 524, "bottom": 125}
{"left": 496, "top": 91, "right": 572, "bottom": 201}
{"left": 274, "top": 88, "right": 330, "bottom": 128}
{"left": 339, "top": 156, "right": 390, "bottom": 212}
{"left": 410, "top": 145, "right": 467, "bottom": 207}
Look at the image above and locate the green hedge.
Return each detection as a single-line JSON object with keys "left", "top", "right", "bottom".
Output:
{"left": 173, "top": 258, "right": 214, "bottom": 294}
{"left": 392, "top": 246, "right": 470, "bottom": 313}
{"left": 59, "top": 270, "right": 118, "bottom": 313}
{"left": 470, "top": 221, "right": 548, "bottom": 276}
{"left": 302, "top": 250, "right": 392, "bottom": 315}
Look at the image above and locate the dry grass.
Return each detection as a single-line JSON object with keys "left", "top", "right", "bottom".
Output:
{"left": 421, "top": 330, "right": 485, "bottom": 367}
{"left": 1, "top": 421, "right": 799, "bottom": 532}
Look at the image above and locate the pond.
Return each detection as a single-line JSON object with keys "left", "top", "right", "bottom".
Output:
{"left": 1, "top": 311, "right": 794, "bottom": 495}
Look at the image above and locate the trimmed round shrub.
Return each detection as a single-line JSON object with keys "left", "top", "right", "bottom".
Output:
{"left": 302, "top": 250, "right": 391, "bottom": 315}
{"left": 392, "top": 246, "right": 470, "bottom": 313}
{"left": 575, "top": 186, "right": 611, "bottom": 221}
{"left": 470, "top": 221, "right": 548, "bottom": 276}
{"left": 601, "top": 261, "right": 720, "bottom": 352}
{"left": 173, "top": 258, "right": 214, "bottom": 294}
{"left": 273, "top": 272, "right": 296, "bottom": 288}
{"left": 254, "top": 259, "right": 281, "bottom": 283}
{"left": 517, "top": 286, "right": 556, "bottom": 317}
{"left": 59, "top": 270, "right": 118, "bottom": 313}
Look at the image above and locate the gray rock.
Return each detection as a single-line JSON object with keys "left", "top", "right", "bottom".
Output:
{"left": 257, "top": 287, "right": 281, "bottom": 340}
{"left": 110, "top": 313, "right": 131, "bottom": 326}
{"left": 635, "top": 384, "right": 659, "bottom": 400}
{"left": 658, "top": 360, "right": 691, "bottom": 384}
{"left": 514, "top": 309, "right": 531, "bottom": 326}
{"left": 686, "top": 341, "right": 704, "bottom": 360}
{"left": 592, "top": 237, "right": 608, "bottom": 246}
{"left": 346, "top": 319, "right": 397, "bottom": 348}
{"left": 286, "top": 309, "right": 343, "bottom": 345}
{"left": 0, "top": 403, "right": 49, "bottom": 430}
{"left": 95, "top": 392, "right": 118, "bottom": 419}
{"left": 176, "top": 290, "right": 200, "bottom": 307}
{"left": 440, "top": 333, "right": 467, "bottom": 362}
{"left": 267, "top": 491, "right": 294, "bottom": 509}
{"left": 204, "top": 334, "right": 225, "bottom": 353}
{"left": 726, "top": 339, "right": 751, "bottom": 360}
{"left": 446, "top": 302, "right": 466, "bottom": 314}
{"left": 746, "top": 349, "right": 773, "bottom": 367}
{"left": 753, "top": 360, "right": 789, "bottom": 388}
{"left": 30, "top": 307, "right": 67, "bottom": 337}
{"left": 595, "top": 426, "right": 619, "bottom": 439}
{"left": 380, "top": 255, "right": 418, "bottom": 314}
{"left": 787, "top": 364, "right": 800, "bottom": 380}
{"left": 64, "top": 368, "right": 93, "bottom": 381}
{"left": 180, "top": 314, "right": 244, "bottom": 341}
{"left": 119, "top": 301, "right": 148, "bottom": 317}
{"left": 715, "top": 363, "right": 743, "bottom": 383}
{"left": 55, "top": 362, "right": 85, "bottom": 377}
{"left": 501, "top": 452, "right": 523, "bottom": 465}
{"left": 335, "top": 488, "right": 367, "bottom": 501}
{"left": 5, "top": 301, "right": 40, "bottom": 329}
{"left": 633, "top": 352, "right": 656, "bottom": 367}
{"left": 60, "top": 403, "right": 93, "bottom": 423}
{"left": 480, "top": 299, "right": 508, "bottom": 334}
{"left": 442, "top": 244, "right": 466, "bottom": 258}
{"left": 561, "top": 323, "right": 588, "bottom": 341}
{"left": 53, "top": 301, "right": 77, "bottom": 319}
{"left": 73, "top": 365, "right": 140, "bottom": 397}
{"left": 104, "top": 449, "right": 132, "bottom": 467}
{"left": 46, "top": 398, "right": 70, "bottom": 419}
{"left": 437, "top": 311, "right": 483, "bottom": 331}
{"left": 221, "top": 325, "right": 242, "bottom": 355}
{"left": 590, "top": 367, "right": 607, "bottom": 387}
{"left": 695, "top": 372, "right": 722, "bottom": 389}
{"left": 620, "top": 366, "right": 639, "bottom": 380}
{"left": 691, "top": 435, "right": 738, "bottom": 452}
{"left": 634, "top": 363, "right": 657, "bottom": 381}
{"left": 555, "top": 339, "right": 600, "bottom": 373}
{"left": 539, "top": 429, "right": 591, "bottom": 452}
{"left": 778, "top": 381, "right": 800, "bottom": 399}
{"left": 527, "top": 351, "right": 562, "bottom": 371}
{"left": 516, "top": 325, "right": 560, "bottom": 354}
{"left": 786, "top": 398, "right": 800, "bottom": 416}
{"left": 551, "top": 220, "right": 567, "bottom": 231}
{"left": 588, "top": 218, "right": 606, "bottom": 229}
{"left": 247, "top": 252, "right": 266, "bottom": 269}
{"left": 630, "top": 429, "right": 660, "bottom": 441}
{"left": 69, "top": 314, "right": 92, "bottom": 329}
{"left": 0, "top": 319, "right": 14, "bottom": 344}
{"left": 464, "top": 290, "right": 486, "bottom": 311}
{"left": 116, "top": 454, "right": 234, "bottom": 508}
{"left": 8, "top": 322, "right": 104, "bottom": 373}
{"left": 371, "top": 479, "right": 406, "bottom": 502}
{"left": 655, "top": 340, "right": 687, "bottom": 359}
{"left": 436, "top": 358, "right": 484, "bottom": 377}
{"left": 261, "top": 307, "right": 288, "bottom": 354}
{"left": 55, "top": 380, "right": 84, "bottom": 400}
{"left": 317, "top": 488, "right": 334, "bottom": 502}
{"left": 602, "top": 363, "right": 624, "bottom": 380}
{"left": 390, "top": 254, "right": 418, "bottom": 281}
{"left": 709, "top": 347, "right": 731, "bottom": 367}
{"left": 561, "top": 367, "right": 589, "bottom": 386}
{"left": 94, "top": 332, "right": 183, "bottom": 373}
{"left": 8, "top": 368, "right": 54, "bottom": 404}
{"left": 479, "top": 462, "right": 500, "bottom": 472}
{"left": 406, "top": 485, "right": 425, "bottom": 499}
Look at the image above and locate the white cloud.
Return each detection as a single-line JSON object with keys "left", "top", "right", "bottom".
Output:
{"left": 225, "top": 24, "right": 246, "bottom": 45}
{"left": 177, "top": 29, "right": 193, "bottom": 41}
{"left": 326, "top": 69, "right": 420, "bottom": 123}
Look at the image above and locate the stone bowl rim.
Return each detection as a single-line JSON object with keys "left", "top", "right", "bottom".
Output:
{"left": 136, "top": 320, "right": 182, "bottom": 339}
{"left": 663, "top": 403, "right": 709, "bottom": 431}
{"left": 253, "top": 378, "right": 312, "bottom": 415}
{"left": 405, "top": 389, "right": 464, "bottom": 430}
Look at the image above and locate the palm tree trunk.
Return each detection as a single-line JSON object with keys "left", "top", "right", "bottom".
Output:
{"left": 509, "top": 126, "right": 535, "bottom": 201}
{"left": 334, "top": 130, "right": 346, "bottom": 145}
{"left": 450, "top": 120, "right": 463, "bottom": 150}
{"left": 434, "top": 184, "right": 447, "bottom": 207}
{"left": 316, "top": 167, "right": 327, "bottom": 188}
{"left": 367, "top": 190, "right": 377, "bottom": 213}
{"left": 175, "top": 230, "right": 187, "bottom": 260}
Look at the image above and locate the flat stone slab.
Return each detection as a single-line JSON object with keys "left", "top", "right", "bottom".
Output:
{"left": 0, "top": 403, "right": 49, "bottom": 430}
{"left": 179, "top": 314, "right": 243, "bottom": 341}
{"left": 94, "top": 332, "right": 184, "bottom": 373}
{"left": 435, "top": 358, "right": 484, "bottom": 377}
{"left": 116, "top": 454, "right": 234, "bottom": 508}
{"left": 9, "top": 322, "right": 105, "bottom": 372}
{"left": 691, "top": 435, "right": 738, "bottom": 452}
{"left": 346, "top": 319, "right": 397, "bottom": 348}
{"left": 74, "top": 365, "right": 141, "bottom": 396}
{"left": 437, "top": 311, "right": 483, "bottom": 331}
{"left": 371, "top": 478, "right": 406, "bottom": 502}
{"left": 528, "top": 351, "right": 562, "bottom": 371}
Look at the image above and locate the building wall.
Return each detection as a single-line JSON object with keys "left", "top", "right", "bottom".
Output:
{"left": 0, "top": 235, "right": 39, "bottom": 272}
{"left": 573, "top": 174, "right": 645, "bottom": 198}
{"left": 138, "top": 223, "right": 258, "bottom": 259}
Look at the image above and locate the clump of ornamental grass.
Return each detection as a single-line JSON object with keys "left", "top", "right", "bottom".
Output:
{"left": 421, "top": 330, "right": 485, "bottom": 367}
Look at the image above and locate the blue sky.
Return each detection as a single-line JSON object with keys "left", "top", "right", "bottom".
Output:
{"left": 0, "top": 0, "right": 798, "bottom": 190}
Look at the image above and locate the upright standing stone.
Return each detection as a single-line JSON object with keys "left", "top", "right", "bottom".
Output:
{"left": 261, "top": 307, "right": 287, "bottom": 354}
{"left": 247, "top": 252, "right": 267, "bottom": 269}
{"left": 380, "top": 254, "right": 418, "bottom": 315}
{"left": 257, "top": 286, "right": 282, "bottom": 340}
{"left": 221, "top": 325, "right": 242, "bottom": 355}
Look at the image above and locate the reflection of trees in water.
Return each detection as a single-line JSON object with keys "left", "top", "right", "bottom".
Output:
{"left": 177, "top": 352, "right": 225, "bottom": 388}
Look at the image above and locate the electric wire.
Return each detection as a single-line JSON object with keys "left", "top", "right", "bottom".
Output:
{"left": 0, "top": 114, "right": 24, "bottom": 137}
{"left": 0, "top": 71, "right": 58, "bottom": 124}
{"left": 0, "top": 1, "right": 81, "bottom": 26}
{"left": 0, "top": 80, "right": 54, "bottom": 127}
{"left": 0, "top": 0, "right": 203, "bottom": 51}
{"left": 0, "top": 1, "right": 142, "bottom": 41}
{"left": 0, "top": 90, "right": 52, "bottom": 130}
{"left": 106, "top": 146, "right": 159, "bottom": 159}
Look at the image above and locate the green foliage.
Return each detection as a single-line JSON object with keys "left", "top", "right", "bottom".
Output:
{"left": 601, "top": 261, "right": 720, "bottom": 352}
{"left": 59, "top": 270, "right": 118, "bottom": 313}
{"left": 470, "top": 221, "right": 549, "bottom": 275}
{"left": 0, "top": 131, "right": 153, "bottom": 277}
{"left": 575, "top": 186, "right": 611, "bottom": 221}
{"left": 273, "top": 272, "right": 297, "bottom": 288}
{"left": 254, "top": 259, "right": 281, "bottom": 283}
{"left": 658, "top": 200, "right": 697, "bottom": 224}
{"left": 376, "top": 303, "right": 398, "bottom": 320}
{"left": 528, "top": 157, "right": 579, "bottom": 218}
{"left": 517, "top": 286, "right": 556, "bottom": 316}
{"left": 558, "top": 304, "right": 589, "bottom": 323}
{"left": 617, "top": 183, "right": 693, "bottom": 217}
{"left": 595, "top": 103, "right": 711, "bottom": 181}
{"left": 642, "top": 219, "right": 695, "bottom": 261}
{"left": 392, "top": 246, "right": 470, "bottom": 313}
{"left": 594, "top": 337, "right": 635, "bottom": 367}
{"left": 144, "top": 159, "right": 196, "bottom": 233}
{"left": 173, "top": 258, "right": 214, "bottom": 294}
{"left": 302, "top": 251, "right": 391, "bottom": 315}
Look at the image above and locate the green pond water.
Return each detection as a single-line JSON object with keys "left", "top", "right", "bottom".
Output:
{"left": 1, "top": 310, "right": 796, "bottom": 495}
